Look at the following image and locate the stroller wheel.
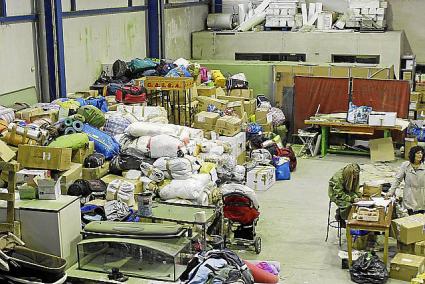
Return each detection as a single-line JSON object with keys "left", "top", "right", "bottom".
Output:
{"left": 254, "top": 237, "right": 262, "bottom": 254}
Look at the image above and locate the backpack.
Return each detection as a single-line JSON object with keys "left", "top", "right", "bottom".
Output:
{"left": 277, "top": 146, "right": 297, "bottom": 172}
{"left": 115, "top": 86, "right": 147, "bottom": 104}
{"left": 187, "top": 249, "right": 254, "bottom": 284}
{"left": 112, "top": 59, "right": 129, "bottom": 79}
{"left": 128, "top": 58, "right": 157, "bottom": 74}
{"left": 109, "top": 148, "right": 147, "bottom": 175}
{"left": 84, "top": 153, "right": 106, "bottom": 168}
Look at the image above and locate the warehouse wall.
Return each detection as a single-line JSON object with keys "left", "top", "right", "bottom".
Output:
{"left": 164, "top": 4, "right": 208, "bottom": 59}
{"left": 223, "top": 0, "right": 425, "bottom": 63}
{"left": 0, "top": 2, "right": 39, "bottom": 98}
{"left": 62, "top": 1, "right": 147, "bottom": 93}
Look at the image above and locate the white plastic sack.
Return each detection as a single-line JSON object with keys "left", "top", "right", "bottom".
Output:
{"left": 126, "top": 121, "right": 203, "bottom": 140}
{"left": 159, "top": 174, "right": 211, "bottom": 205}
{"left": 153, "top": 157, "right": 193, "bottom": 180}
{"left": 150, "top": 134, "right": 183, "bottom": 158}
{"left": 119, "top": 135, "right": 151, "bottom": 154}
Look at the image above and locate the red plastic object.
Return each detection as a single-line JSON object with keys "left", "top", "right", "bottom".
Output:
{"left": 244, "top": 260, "right": 279, "bottom": 283}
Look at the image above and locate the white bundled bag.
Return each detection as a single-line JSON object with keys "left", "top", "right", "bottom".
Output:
{"left": 153, "top": 157, "right": 193, "bottom": 180}
{"left": 126, "top": 121, "right": 203, "bottom": 140}
{"left": 119, "top": 135, "right": 151, "bottom": 154}
{"left": 159, "top": 174, "right": 211, "bottom": 205}
{"left": 150, "top": 134, "right": 183, "bottom": 158}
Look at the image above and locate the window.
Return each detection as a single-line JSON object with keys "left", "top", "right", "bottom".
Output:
{"left": 235, "top": 53, "right": 306, "bottom": 62}
{"left": 332, "top": 55, "right": 380, "bottom": 64}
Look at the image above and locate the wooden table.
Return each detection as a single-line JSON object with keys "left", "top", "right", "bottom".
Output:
{"left": 346, "top": 203, "right": 394, "bottom": 267}
{"left": 304, "top": 120, "right": 402, "bottom": 157}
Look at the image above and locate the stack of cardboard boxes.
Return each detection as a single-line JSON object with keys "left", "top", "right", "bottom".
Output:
{"left": 346, "top": 0, "right": 387, "bottom": 29}
{"left": 390, "top": 214, "right": 425, "bottom": 282}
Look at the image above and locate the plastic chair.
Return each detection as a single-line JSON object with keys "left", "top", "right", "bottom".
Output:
{"left": 325, "top": 200, "right": 343, "bottom": 247}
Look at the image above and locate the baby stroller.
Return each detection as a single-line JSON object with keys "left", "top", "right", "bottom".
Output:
{"left": 221, "top": 184, "right": 261, "bottom": 254}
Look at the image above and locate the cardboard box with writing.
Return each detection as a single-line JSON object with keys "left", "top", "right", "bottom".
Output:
{"left": 405, "top": 137, "right": 419, "bottom": 160}
{"left": 391, "top": 214, "right": 425, "bottom": 244}
{"left": 37, "top": 178, "right": 61, "bottom": 200}
{"left": 71, "top": 141, "right": 95, "bottom": 164}
{"left": 82, "top": 161, "right": 110, "bottom": 180}
{"left": 390, "top": 253, "right": 425, "bottom": 282}
{"left": 30, "top": 109, "right": 59, "bottom": 123}
{"left": 56, "top": 163, "right": 82, "bottom": 194}
{"left": 368, "top": 111, "right": 397, "bottom": 127}
{"left": 18, "top": 145, "right": 72, "bottom": 171}
{"left": 218, "top": 132, "right": 246, "bottom": 164}
{"left": 198, "top": 96, "right": 228, "bottom": 112}
{"left": 193, "top": 111, "right": 220, "bottom": 131}
{"left": 215, "top": 116, "right": 242, "bottom": 137}
{"left": 229, "top": 89, "right": 254, "bottom": 99}
{"left": 247, "top": 166, "right": 276, "bottom": 191}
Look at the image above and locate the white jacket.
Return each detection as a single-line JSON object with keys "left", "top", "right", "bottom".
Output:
{"left": 389, "top": 161, "right": 425, "bottom": 211}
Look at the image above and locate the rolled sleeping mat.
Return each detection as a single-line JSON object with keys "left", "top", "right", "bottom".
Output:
{"left": 64, "top": 117, "right": 74, "bottom": 127}
{"left": 72, "top": 120, "right": 84, "bottom": 132}
{"left": 7, "top": 123, "right": 42, "bottom": 141}
{"left": 64, "top": 127, "right": 76, "bottom": 135}
{"left": 57, "top": 122, "right": 67, "bottom": 132}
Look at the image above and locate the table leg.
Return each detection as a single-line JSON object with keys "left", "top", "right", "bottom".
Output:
{"left": 383, "top": 129, "right": 391, "bottom": 138}
{"left": 347, "top": 225, "right": 353, "bottom": 267}
{"left": 321, "top": 127, "right": 329, "bottom": 157}
{"left": 384, "top": 229, "right": 389, "bottom": 265}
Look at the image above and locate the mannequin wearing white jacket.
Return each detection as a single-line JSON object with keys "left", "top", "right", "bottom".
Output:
{"left": 387, "top": 146, "right": 425, "bottom": 215}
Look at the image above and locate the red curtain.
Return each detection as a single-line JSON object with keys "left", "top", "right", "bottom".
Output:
{"left": 352, "top": 79, "right": 410, "bottom": 118}
{"left": 294, "top": 76, "right": 349, "bottom": 131}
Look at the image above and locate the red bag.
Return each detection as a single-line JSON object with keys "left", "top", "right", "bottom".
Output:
{"left": 276, "top": 146, "right": 297, "bottom": 172}
{"left": 115, "top": 86, "right": 147, "bottom": 104}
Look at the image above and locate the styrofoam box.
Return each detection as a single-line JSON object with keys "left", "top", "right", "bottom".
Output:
{"left": 368, "top": 112, "right": 397, "bottom": 127}
{"left": 376, "top": 8, "right": 385, "bottom": 15}
{"left": 368, "top": 7, "right": 377, "bottom": 14}
{"left": 376, "top": 15, "right": 385, "bottom": 20}
{"left": 349, "top": 0, "right": 380, "bottom": 9}
{"left": 380, "top": 1, "right": 388, "bottom": 8}
{"left": 361, "top": 8, "right": 369, "bottom": 14}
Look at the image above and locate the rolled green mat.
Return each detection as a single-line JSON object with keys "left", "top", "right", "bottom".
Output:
{"left": 64, "top": 117, "right": 74, "bottom": 127}
{"left": 72, "top": 120, "right": 84, "bottom": 132}
{"left": 65, "top": 127, "right": 76, "bottom": 135}
{"left": 73, "top": 114, "right": 86, "bottom": 123}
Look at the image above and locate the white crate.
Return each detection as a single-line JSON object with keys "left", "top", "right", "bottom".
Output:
{"left": 376, "top": 8, "right": 385, "bottom": 15}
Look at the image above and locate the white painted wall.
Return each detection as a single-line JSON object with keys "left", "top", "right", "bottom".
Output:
{"left": 6, "top": 0, "right": 34, "bottom": 16}
{"left": 164, "top": 4, "right": 208, "bottom": 59}
{"left": 63, "top": 12, "right": 147, "bottom": 93}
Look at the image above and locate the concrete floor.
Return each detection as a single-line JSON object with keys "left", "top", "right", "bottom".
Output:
{"left": 238, "top": 154, "right": 407, "bottom": 284}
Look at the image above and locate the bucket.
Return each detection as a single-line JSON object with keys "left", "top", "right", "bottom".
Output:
{"left": 137, "top": 192, "right": 153, "bottom": 217}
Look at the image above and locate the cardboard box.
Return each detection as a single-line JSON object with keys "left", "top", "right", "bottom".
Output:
{"left": 16, "top": 169, "right": 50, "bottom": 186}
{"left": 390, "top": 253, "right": 425, "bottom": 282}
{"left": 411, "top": 92, "right": 421, "bottom": 102}
{"left": 362, "top": 182, "right": 382, "bottom": 197}
{"left": 368, "top": 111, "right": 397, "bottom": 127}
{"left": 82, "top": 161, "right": 110, "bottom": 180}
{"left": 215, "top": 116, "right": 242, "bottom": 137}
{"left": 416, "top": 241, "right": 425, "bottom": 257}
{"left": 30, "top": 109, "right": 59, "bottom": 123}
{"left": 247, "top": 166, "right": 276, "bottom": 191}
{"left": 15, "top": 107, "right": 43, "bottom": 121}
{"left": 397, "top": 241, "right": 416, "bottom": 254}
{"left": 229, "top": 89, "right": 254, "bottom": 99}
{"left": 237, "top": 152, "right": 246, "bottom": 165}
{"left": 71, "top": 141, "right": 95, "bottom": 164}
{"left": 58, "top": 163, "right": 82, "bottom": 194}
{"left": 218, "top": 132, "right": 246, "bottom": 161}
{"left": 227, "top": 101, "right": 245, "bottom": 118}
{"left": 405, "top": 137, "right": 419, "bottom": 160}
{"left": 196, "top": 86, "right": 216, "bottom": 98}
{"left": 198, "top": 97, "right": 228, "bottom": 112}
{"left": 18, "top": 145, "right": 72, "bottom": 171}
{"left": 256, "top": 109, "right": 272, "bottom": 124}
{"left": 369, "top": 137, "right": 395, "bottom": 162}
{"left": 391, "top": 214, "right": 425, "bottom": 244}
{"left": 217, "top": 95, "right": 256, "bottom": 116}
{"left": 403, "top": 71, "right": 413, "bottom": 81}
{"left": 37, "top": 178, "right": 61, "bottom": 200}
{"left": 0, "top": 139, "right": 15, "bottom": 162}
{"left": 193, "top": 111, "right": 220, "bottom": 131}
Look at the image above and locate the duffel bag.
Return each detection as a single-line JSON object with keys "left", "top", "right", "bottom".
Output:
{"left": 115, "top": 86, "right": 147, "bottom": 104}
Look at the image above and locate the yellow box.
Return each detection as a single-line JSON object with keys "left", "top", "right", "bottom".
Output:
{"left": 229, "top": 89, "right": 254, "bottom": 99}
{"left": 215, "top": 116, "right": 241, "bottom": 137}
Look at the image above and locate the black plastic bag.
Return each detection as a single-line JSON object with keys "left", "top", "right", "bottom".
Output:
{"left": 349, "top": 252, "right": 388, "bottom": 284}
